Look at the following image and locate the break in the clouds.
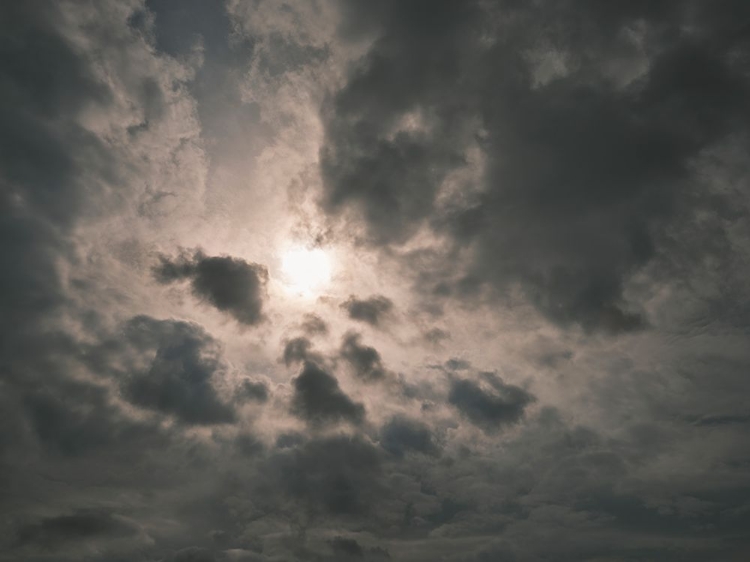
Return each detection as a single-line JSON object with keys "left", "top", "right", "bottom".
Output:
{"left": 3, "top": 1, "right": 750, "bottom": 561}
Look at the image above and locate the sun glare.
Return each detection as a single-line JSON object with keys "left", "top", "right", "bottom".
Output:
{"left": 281, "top": 246, "right": 332, "bottom": 295}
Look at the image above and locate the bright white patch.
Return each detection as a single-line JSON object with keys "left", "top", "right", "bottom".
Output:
{"left": 281, "top": 247, "right": 332, "bottom": 296}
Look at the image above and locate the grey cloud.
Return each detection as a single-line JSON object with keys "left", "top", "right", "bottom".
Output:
{"left": 282, "top": 336, "right": 314, "bottom": 366}
{"left": 15, "top": 509, "right": 137, "bottom": 548}
{"left": 329, "top": 536, "right": 364, "bottom": 557}
{"left": 235, "top": 378, "right": 269, "bottom": 404}
{"left": 155, "top": 250, "right": 268, "bottom": 326}
{"left": 269, "top": 435, "right": 382, "bottom": 516}
{"left": 320, "top": 0, "right": 750, "bottom": 332}
{"left": 379, "top": 416, "right": 439, "bottom": 458}
{"left": 340, "top": 332, "right": 387, "bottom": 382}
{"left": 301, "top": 313, "right": 329, "bottom": 336}
{"left": 448, "top": 374, "right": 534, "bottom": 432}
{"left": 341, "top": 295, "right": 393, "bottom": 326}
{"left": 171, "top": 546, "right": 216, "bottom": 562}
{"left": 444, "top": 358, "right": 470, "bottom": 371}
{"left": 120, "top": 316, "right": 236, "bottom": 425}
{"left": 291, "top": 361, "right": 365, "bottom": 427}
{"left": 23, "top": 378, "right": 162, "bottom": 457}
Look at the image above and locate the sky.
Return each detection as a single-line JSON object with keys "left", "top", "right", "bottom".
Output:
{"left": 2, "top": 1, "right": 750, "bottom": 561}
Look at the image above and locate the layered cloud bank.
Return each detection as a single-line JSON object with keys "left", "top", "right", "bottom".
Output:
{"left": 2, "top": 1, "right": 750, "bottom": 561}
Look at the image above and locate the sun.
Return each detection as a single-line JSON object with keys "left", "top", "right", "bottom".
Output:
{"left": 281, "top": 246, "right": 332, "bottom": 295}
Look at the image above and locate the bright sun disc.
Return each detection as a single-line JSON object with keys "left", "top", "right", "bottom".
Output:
{"left": 281, "top": 247, "right": 332, "bottom": 295}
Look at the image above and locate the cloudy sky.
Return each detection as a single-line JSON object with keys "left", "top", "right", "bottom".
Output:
{"left": 2, "top": 1, "right": 750, "bottom": 560}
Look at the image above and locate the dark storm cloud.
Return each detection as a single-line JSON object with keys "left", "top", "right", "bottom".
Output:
{"left": 340, "top": 332, "right": 387, "bottom": 382}
{"left": 14, "top": 509, "right": 137, "bottom": 548}
{"left": 448, "top": 374, "right": 534, "bottom": 432}
{"left": 379, "top": 416, "right": 439, "bottom": 458}
{"left": 120, "top": 315, "right": 236, "bottom": 425}
{"left": 321, "top": 0, "right": 750, "bottom": 332}
{"left": 291, "top": 361, "right": 365, "bottom": 426}
{"left": 154, "top": 250, "right": 268, "bottom": 325}
{"left": 341, "top": 295, "right": 393, "bottom": 326}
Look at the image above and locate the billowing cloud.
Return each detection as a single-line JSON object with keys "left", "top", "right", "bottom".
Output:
{"left": 155, "top": 250, "right": 268, "bottom": 325}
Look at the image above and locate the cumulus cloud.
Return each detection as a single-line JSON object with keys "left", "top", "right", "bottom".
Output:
{"left": 154, "top": 250, "right": 268, "bottom": 326}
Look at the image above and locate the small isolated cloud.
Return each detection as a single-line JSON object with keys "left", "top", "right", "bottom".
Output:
{"left": 342, "top": 295, "right": 394, "bottom": 326}
{"left": 154, "top": 250, "right": 268, "bottom": 325}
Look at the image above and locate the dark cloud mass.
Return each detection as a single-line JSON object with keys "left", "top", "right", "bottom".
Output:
{"left": 322, "top": 0, "right": 750, "bottom": 333}
{"left": 155, "top": 250, "right": 268, "bottom": 325}
{"left": 3, "top": 1, "right": 750, "bottom": 561}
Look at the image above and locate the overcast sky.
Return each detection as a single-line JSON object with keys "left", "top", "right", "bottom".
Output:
{"left": 2, "top": 1, "right": 750, "bottom": 561}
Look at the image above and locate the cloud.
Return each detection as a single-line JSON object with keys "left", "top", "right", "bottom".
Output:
{"left": 23, "top": 377, "right": 163, "bottom": 457}
{"left": 329, "top": 536, "right": 364, "bottom": 557}
{"left": 14, "top": 509, "right": 137, "bottom": 548}
{"left": 291, "top": 361, "right": 366, "bottom": 426}
{"left": 119, "top": 316, "right": 236, "bottom": 425}
{"left": 448, "top": 374, "right": 534, "bottom": 432}
{"left": 282, "top": 336, "right": 315, "bottom": 366}
{"left": 340, "top": 332, "right": 387, "bottom": 382}
{"left": 300, "top": 313, "right": 329, "bottom": 336}
{"left": 154, "top": 250, "right": 268, "bottom": 325}
{"left": 341, "top": 295, "right": 393, "bottom": 326}
{"left": 269, "top": 434, "right": 382, "bottom": 515}
{"left": 319, "top": 0, "right": 750, "bottom": 333}
{"left": 235, "top": 378, "right": 269, "bottom": 403}
{"left": 379, "top": 416, "right": 439, "bottom": 458}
